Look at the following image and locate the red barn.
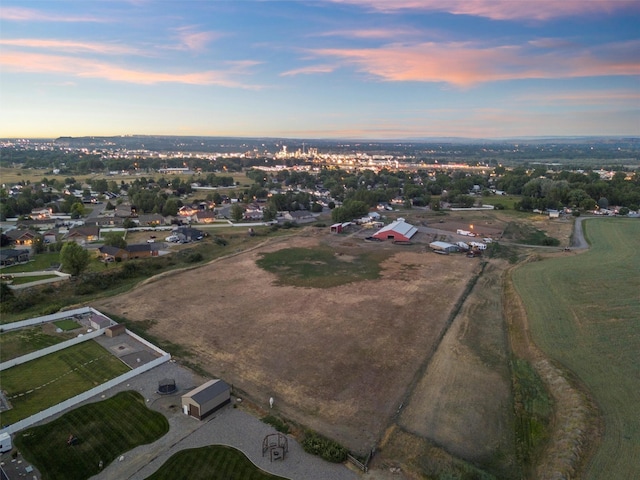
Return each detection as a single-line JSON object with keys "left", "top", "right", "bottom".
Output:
{"left": 372, "top": 219, "right": 417, "bottom": 242}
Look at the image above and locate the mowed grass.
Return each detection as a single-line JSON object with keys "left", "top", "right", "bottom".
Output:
{"left": 7, "top": 274, "right": 60, "bottom": 285}
{"left": 0, "top": 252, "right": 61, "bottom": 274}
{"left": 512, "top": 218, "right": 640, "bottom": 479}
{"left": 0, "top": 340, "right": 130, "bottom": 426}
{"left": 53, "top": 318, "right": 80, "bottom": 331}
{"left": 0, "top": 326, "right": 70, "bottom": 363}
{"left": 256, "top": 246, "right": 387, "bottom": 288}
{"left": 146, "top": 445, "right": 287, "bottom": 480}
{"left": 15, "top": 390, "right": 169, "bottom": 480}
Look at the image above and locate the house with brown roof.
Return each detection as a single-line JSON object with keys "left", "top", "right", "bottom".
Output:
{"left": 65, "top": 226, "right": 100, "bottom": 245}
{"left": 5, "top": 229, "right": 37, "bottom": 247}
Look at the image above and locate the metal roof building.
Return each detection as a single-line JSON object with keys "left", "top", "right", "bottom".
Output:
{"left": 181, "top": 379, "right": 231, "bottom": 420}
{"left": 372, "top": 219, "right": 418, "bottom": 242}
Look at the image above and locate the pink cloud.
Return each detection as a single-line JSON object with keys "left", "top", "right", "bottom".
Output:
{"left": 0, "top": 7, "right": 105, "bottom": 22}
{"left": 0, "top": 39, "right": 140, "bottom": 56}
{"left": 330, "top": 0, "right": 640, "bottom": 21}
{"left": 172, "top": 26, "right": 223, "bottom": 52}
{"left": 307, "top": 40, "right": 640, "bottom": 86}
{"left": 281, "top": 64, "right": 336, "bottom": 76}
{"left": 317, "top": 28, "right": 421, "bottom": 39}
{"left": 517, "top": 90, "right": 640, "bottom": 106}
{"left": 0, "top": 51, "right": 261, "bottom": 89}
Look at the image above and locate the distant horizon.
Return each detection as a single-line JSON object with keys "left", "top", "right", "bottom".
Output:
{"left": 3, "top": 133, "right": 639, "bottom": 144}
{"left": 1, "top": 1, "right": 638, "bottom": 139}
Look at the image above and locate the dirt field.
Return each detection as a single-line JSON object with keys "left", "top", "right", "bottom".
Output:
{"left": 94, "top": 227, "right": 480, "bottom": 453}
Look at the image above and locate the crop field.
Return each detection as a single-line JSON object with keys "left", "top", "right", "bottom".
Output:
{"left": 512, "top": 218, "right": 640, "bottom": 479}
{"left": 14, "top": 390, "right": 169, "bottom": 480}
{"left": 0, "top": 339, "right": 131, "bottom": 425}
{"left": 146, "top": 445, "right": 287, "bottom": 480}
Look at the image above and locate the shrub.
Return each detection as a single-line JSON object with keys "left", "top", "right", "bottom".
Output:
{"left": 187, "top": 252, "right": 204, "bottom": 263}
{"left": 301, "top": 430, "right": 347, "bottom": 463}
{"left": 261, "top": 415, "right": 290, "bottom": 434}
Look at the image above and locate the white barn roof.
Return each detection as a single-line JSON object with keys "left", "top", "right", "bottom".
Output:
{"left": 374, "top": 220, "right": 417, "bottom": 239}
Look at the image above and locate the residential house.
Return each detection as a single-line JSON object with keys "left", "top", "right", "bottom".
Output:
{"left": 6, "top": 229, "right": 37, "bottom": 248}
{"left": 194, "top": 211, "right": 217, "bottom": 224}
{"left": 65, "top": 226, "right": 100, "bottom": 245}
{"left": 138, "top": 214, "right": 166, "bottom": 227}
{"left": 0, "top": 248, "right": 30, "bottom": 266}
{"left": 281, "top": 210, "right": 315, "bottom": 223}
{"left": 98, "top": 243, "right": 158, "bottom": 261}
{"left": 174, "top": 227, "right": 204, "bottom": 243}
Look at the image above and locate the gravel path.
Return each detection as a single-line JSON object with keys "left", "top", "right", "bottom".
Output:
{"left": 88, "top": 361, "right": 358, "bottom": 480}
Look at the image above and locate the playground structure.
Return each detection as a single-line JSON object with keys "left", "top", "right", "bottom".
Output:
{"left": 262, "top": 432, "right": 288, "bottom": 462}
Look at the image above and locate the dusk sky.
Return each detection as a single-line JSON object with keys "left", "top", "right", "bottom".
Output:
{"left": 1, "top": 0, "right": 639, "bottom": 139}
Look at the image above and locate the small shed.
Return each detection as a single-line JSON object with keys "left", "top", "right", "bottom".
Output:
{"left": 429, "top": 241, "right": 459, "bottom": 254}
{"left": 105, "top": 324, "right": 126, "bottom": 337}
{"left": 181, "top": 379, "right": 231, "bottom": 420}
{"left": 330, "top": 223, "right": 343, "bottom": 234}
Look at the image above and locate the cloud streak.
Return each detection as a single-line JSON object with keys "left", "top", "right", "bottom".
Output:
{"left": 0, "top": 39, "right": 140, "bottom": 56}
{"left": 305, "top": 40, "right": 640, "bottom": 86}
{"left": 0, "top": 6, "right": 105, "bottom": 22}
{"left": 171, "top": 26, "right": 223, "bottom": 52}
{"left": 0, "top": 51, "right": 261, "bottom": 89}
{"left": 330, "top": 0, "right": 640, "bottom": 21}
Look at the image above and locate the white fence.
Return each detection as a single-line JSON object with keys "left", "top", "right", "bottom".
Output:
{"left": 0, "top": 353, "right": 171, "bottom": 436}
{"left": 0, "top": 328, "right": 106, "bottom": 371}
{"left": 0, "top": 306, "right": 94, "bottom": 332}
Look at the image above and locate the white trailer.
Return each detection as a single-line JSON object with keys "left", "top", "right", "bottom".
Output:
{"left": 456, "top": 241, "right": 470, "bottom": 250}
{"left": 456, "top": 229, "right": 475, "bottom": 237}
{"left": 469, "top": 241, "right": 487, "bottom": 250}
{"left": 0, "top": 432, "right": 11, "bottom": 453}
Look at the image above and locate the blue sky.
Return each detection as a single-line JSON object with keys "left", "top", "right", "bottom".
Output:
{"left": 1, "top": 0, "right": 639, "bottom": 139}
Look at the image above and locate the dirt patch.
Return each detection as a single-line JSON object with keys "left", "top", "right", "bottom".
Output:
{"left": 94, "top": 232, "right": 478, "bottom": 453}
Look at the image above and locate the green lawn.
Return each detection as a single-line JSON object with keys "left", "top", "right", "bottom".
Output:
{"left": 0, "top": 340, "right": 131, "bottom": 426}
{"left": 0, "top": 252, "right": 60, "bottom": 274}
{"left": 53, "top": 318, "right": 80, "bottom": 331}
{"left": 0, "top": 326, "right": 70, "bottom": 363}
{"left": 512, "top": 218, "right": 640, "bottom": 479}
{"left": 256, "top": 246, "right": 389, "bottom": 288}
{"left": 146, "top": 445, "right": 287, "bottom": 480}
{"left": 8, "top": 274, "right": 60, "bottom": 285}
{"left": 14, "top": 390, "right": 169, "bottom": 480}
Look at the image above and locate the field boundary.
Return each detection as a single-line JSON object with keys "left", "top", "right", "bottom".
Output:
{"left": 0, "top": 309, "right": 171, "bottom": 436}
{"left": 0, "top": 327, "right": 106, "bottom": 371}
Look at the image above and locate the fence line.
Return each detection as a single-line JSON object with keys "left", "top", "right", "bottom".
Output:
{"left": 0, "top": 354, "right": 171, "bottom": 436}
{"left": 0, "top": 328, "right": 106, "bottom": 371}
{"left": 0, "top": 306, "right": 94, "bottom": 332}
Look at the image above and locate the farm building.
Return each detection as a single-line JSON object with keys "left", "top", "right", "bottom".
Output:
{"left": 330, "top": 223, "right": 343, "bottom": 234}
{"left": 372, "top": 219, "right": 417, "bottom": 242}
{"left": 429, "top": 241, "right": 459, "bottom": 254}
{"left": 181, "top": 379, "right": 231, "bottom": 420}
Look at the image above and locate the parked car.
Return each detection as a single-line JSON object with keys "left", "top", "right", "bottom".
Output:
{"left": 165, "top": 235, "right": 179, "bottom": 242}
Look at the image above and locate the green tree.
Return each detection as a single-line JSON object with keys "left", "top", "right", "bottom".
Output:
{"left": 69, "top": 202, "right": 86, "bottom": 219}
{"left": 123, "top": 218, "right": 137, "bottom": 229}
{"left": 230, "top": 203, "right": 244, "bottom": 222}
{"left": 60, "top": 242, "right": 90, "bottom": 276}
{"left": 103, "top": 232, "right": 127, "bottom": 249}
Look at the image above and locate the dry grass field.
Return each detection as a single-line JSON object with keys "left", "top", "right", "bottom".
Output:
{"left": 95, "top": 227, "right": 480, "bottom": 453}
{"left": 92, "top": 210, "right": 577, "bottom": 478}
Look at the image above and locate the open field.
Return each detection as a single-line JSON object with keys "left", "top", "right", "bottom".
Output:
{"left": 146, "top": 445, "right": 287, "bottom": 480}
{"left": 0, "top": 324, "right": 74, "bottom": 363}
{"left": 512, "top": 218, "right": 640, "bottom": 480}
{"left": 14, "top": 390, "right": 169, "bottom": 480}
{"left": 95, "top": 228, "right": 480, "bottom": 453}
{"left": 0, "top": 340, "right": 131, "bottom": 425}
